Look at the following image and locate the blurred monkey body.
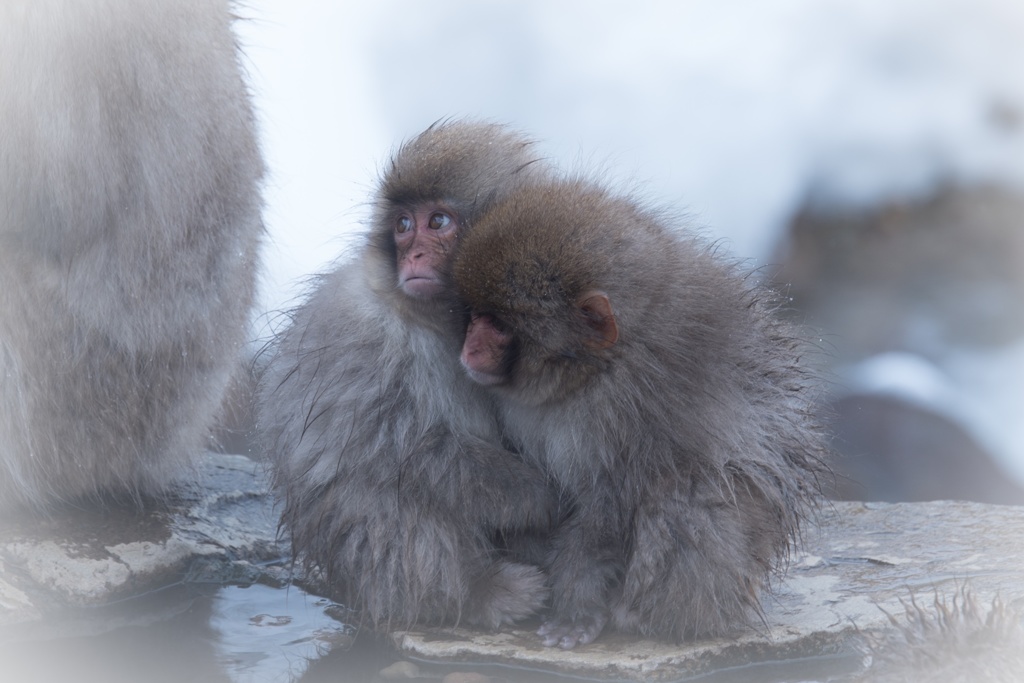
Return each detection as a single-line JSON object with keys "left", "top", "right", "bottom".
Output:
{"left": 257, "top": 122, "right": 556, "bottom": 630}
{"left": 0, "top": 0, "right": 264, "bottom": 509}
{"left": 456, "top": 179, "right": 828, "bottom": 646}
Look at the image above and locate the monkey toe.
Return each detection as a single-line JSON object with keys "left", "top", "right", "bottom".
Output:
{"left": 537, "top": 611, "right": 608, "bottom": 649}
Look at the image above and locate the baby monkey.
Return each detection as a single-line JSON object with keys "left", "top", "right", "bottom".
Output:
{"left": 455, "top": 178, "right": 828, "bottom": 648}
{"left": 257, "top": 121, "right": 556, "bottom": 631}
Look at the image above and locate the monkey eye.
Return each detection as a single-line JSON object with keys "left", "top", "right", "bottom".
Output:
{"left": 428, "top": 212, "right": 452, "bottom": 230}
{"left": 485, "top": 313, "right": 510, "bottom": 334}
{"left": 396, "top": 215, "right": 413, "bottom": 233}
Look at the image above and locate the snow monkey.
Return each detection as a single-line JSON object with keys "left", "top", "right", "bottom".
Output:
{"left": 0, "top": 0, "right": 264, "bottom": 510}
{"left": 456, "top": 177, "right": 829, "bottom": 647}
{"left": 257, "top": 121, "right": 559, "bottom": 630}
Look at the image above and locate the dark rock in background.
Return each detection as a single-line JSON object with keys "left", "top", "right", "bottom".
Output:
{"left": 829, "top": 393, "right": 1024, "bottom": 504}
{"left": 775, "top": 185, "right": 1024, "bottom": 358}
{"left": 772, "top": 185, "right": 1024, "bottom": 504}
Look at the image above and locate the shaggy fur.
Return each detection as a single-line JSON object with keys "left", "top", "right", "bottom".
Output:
{"left": 860, "top": 588, "right": 1024, "bottom": 683}
{"left": 257, "top": 121, "right": 557, "bottom": 629}
{"left": 454, "top": 178, "right": 829, "bottom": 643}
{"left": 0, "top": 0, "right": 264, "bottom": 510}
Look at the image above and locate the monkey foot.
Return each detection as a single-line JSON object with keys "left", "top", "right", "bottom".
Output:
{"left": 537, "top": 612, "right": 608, "bottom": 649}
{"left": 469, "top": 562, "right": 549, "bottom": 629}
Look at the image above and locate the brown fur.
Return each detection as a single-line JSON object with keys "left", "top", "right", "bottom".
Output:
{"left": 454, "top": 178, "right": 829, "bottom": 645}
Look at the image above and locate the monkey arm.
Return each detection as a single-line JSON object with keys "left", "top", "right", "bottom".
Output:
{"left": 538, "top": 475, "right": 626, "bottom": 649}
{"left": 392, "top": 428, "right": 560, "bottom": 532}
{"left": 460, "top": 439, "right": 562, "bottom": 531}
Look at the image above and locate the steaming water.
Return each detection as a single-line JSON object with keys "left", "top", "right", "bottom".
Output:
{"left": 0, "top": 580, "right": 862, "bottom": 682}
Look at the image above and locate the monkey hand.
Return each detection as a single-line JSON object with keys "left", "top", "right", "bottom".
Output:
{"left": 537, "top": 610, "right": 608, "bottom": 649}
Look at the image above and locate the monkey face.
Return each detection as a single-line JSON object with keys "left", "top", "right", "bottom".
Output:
{"left": 392, "top": 202, "right": 462, "bottom": 299}
{"left": 453, "top": 181, "right": 624, "bottom": 405}
{"left": 459, "top": 296, "right": 616, "bottom": 407}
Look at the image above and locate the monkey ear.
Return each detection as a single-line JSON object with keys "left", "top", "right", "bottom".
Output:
{"left": 577, "top": 291, "right": 619, "bottom": 349}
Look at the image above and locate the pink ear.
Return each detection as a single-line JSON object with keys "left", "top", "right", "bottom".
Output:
{"left": 578, "top": 290, "right": 618, "bottom": 349}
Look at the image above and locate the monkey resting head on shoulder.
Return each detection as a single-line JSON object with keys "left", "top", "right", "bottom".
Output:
{"left": 455, "top": 177, "right": 830, "bottom": 648}
{"left": 257, "top": 120, "right": 560, "bottom": 632}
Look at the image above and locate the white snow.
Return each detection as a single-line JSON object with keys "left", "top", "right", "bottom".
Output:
{"left": 236, "top": 0, "right": 1024, "bottom": 313}
{"left": 235, "top": 0, "right": 1024, "bottom": 480}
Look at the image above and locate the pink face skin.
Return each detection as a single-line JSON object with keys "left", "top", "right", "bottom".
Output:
{"left": 460, "top": 313, "right": 512, "bottom": 386}
{"left": 394, "top": 203, "right": 460, "bottom": 299}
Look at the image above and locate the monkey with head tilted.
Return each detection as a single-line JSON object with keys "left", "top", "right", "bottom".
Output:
{"left": 257, "top": 121, "right": 558, "bottom": 630}
{"left": 0, "top": 0, "right": 264, "bottom": 511}
{"left": 455, "top": 178, "right": 829, "bottom": 648}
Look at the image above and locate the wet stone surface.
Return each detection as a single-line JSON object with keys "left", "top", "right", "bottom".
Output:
{"left": 2, "top": 455, "right": 1023, "bottom": 681}
{"left": 0, "top": 452, "right": 283, "bottom": 629}
{"left": 394, "top": 502, "right": 1024, "bottom": 681}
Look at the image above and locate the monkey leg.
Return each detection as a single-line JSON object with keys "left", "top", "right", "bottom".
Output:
{"left": 612, "top": 486, "right": 769, "bottom": 641}
{"left": 538, "top": 495, "right": 624, "bottom": 649}
{"left": 298, "top": 497, "right": 547, "bottom": 631}
{"left": 281, "top": 436, "right": 554, "bottom": 631}
{"left": 465, "top": 559, "right": 549, "bottom": 629}
{"left": 388, "top": 438, "right": 556, "bottom": 628}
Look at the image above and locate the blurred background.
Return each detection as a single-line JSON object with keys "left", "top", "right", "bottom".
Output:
{"left": 235, "top": 0, "right": 1024, "bottom": 505}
